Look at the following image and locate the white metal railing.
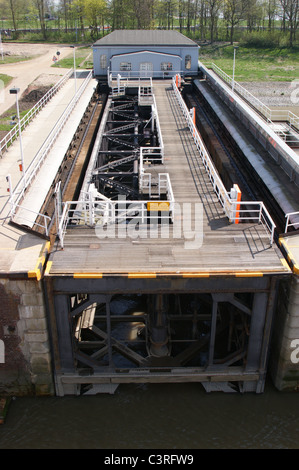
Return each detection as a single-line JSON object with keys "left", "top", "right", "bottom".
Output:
{"left": 285, "top": 211, "right": 299, "bottom": 233}
{"left": 0, "top": 69, "right": 73, "bottom": 157}
{"left": 10, "top": 203, "right": 51, "bottom": 235}
{"left": 138, "top": 84, "right": 154, "bottom": 106}
{"left": 112, "top": 86, "right": 125, "bottom": 97}
{"left": 57, "top": 125, "right": 171, "bottom": 249}
{"left": 172, "top": 75, "right": 276, "bottom": 245}
{"left": 267, "top": 123, "right": 299, "bottom": 147}
{"left": 139, "top": 146, "right": 164, "bottom": 195}
{"left": 152, "top": 93, "right": 164, "bottom": 159}
{"left": 9, "top": 71, "right": 93, "bottom": 215}
{"left": 108, "top": 69, "right": 185, "bottom": 83}
{"left": 203, "top": 62, "right": 299, "bottom": 130}
{"left": 57, "top": 195, "right": 174, "bottom": 249}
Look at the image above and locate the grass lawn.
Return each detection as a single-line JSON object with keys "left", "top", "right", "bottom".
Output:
{"left": 0, "top": 73, "right": 13, "bottom": 87}
{"left": 51, "top": 47, "right": 93, "bottom": 69}
{"left": 0, "top": 55, "right": 37, "bottom": 65}
{"left": 199, "top": 44, "right": 299, "bottom": 82}
{"left": 0, "top": 108, "right": 31, "bottom": 132}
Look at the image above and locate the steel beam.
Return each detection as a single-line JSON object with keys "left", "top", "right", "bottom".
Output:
{"left": 51, "top": 275, "right": 271, "bottom": 296}
{"left": 53, "top": 294, "right": 76, "bottom": 373}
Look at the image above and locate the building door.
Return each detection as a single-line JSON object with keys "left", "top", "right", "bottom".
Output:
{"left": 140, "top": 62, "right": 153, "bottom": 78}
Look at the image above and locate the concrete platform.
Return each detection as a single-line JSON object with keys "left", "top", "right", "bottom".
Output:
{"left": 14, "top": 74, "right": 97, "bottom": 228}
{"left": 0, "top": 70, "right": 96, "bottom": 277}
{"left": 47, "top": 81, "right": 290, "bottom": 279}
{"left": 279, "top": 233, "right": 299, "bottom": 275}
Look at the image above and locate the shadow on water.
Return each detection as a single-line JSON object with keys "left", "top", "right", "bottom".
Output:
{"left": 0, "top": 379, "right": 299, "bottom": 449}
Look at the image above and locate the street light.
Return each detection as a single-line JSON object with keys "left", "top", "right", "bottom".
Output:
{"left": 0, "top": 30, "right": 3, "bottom": 61}
{"left": 70, "top": 45, "right": 77, "bottom": 94}
{"left": 232, "top": 46, "right": 239, "bottom": 92}
{"left": 9, "top": 87, "right": 26, "bottom": 188}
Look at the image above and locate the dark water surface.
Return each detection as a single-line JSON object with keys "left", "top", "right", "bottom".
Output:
{"left": 0, "top": 380, "right": 298, "bottom": 449}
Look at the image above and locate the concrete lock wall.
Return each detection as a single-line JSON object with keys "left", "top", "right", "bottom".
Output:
{"left": 270, "top": 275, "right": 299, "bottom": 391}
{"left": 0, "top": 278, "right": 54, "bottom": 396}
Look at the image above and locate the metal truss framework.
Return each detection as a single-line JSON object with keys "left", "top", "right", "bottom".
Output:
{"left": 56, "top": 87, "right": 173, "bottom": 248}
{"left": 44, "top": 275, "right": 278, "bottom": 396}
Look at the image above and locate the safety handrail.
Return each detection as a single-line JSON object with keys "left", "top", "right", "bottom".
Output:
{"left": 10, "top": 203, "right": 51, "bottom": 236}
{"left": 203, "top": 62, "right": 299, "bottom": 128}
{"left": 285, "top": 211, "right": 299, "bottom": 233}
{"left": 0, "top": 69, "right": 73, "bottom": 157}
{"left": 58, "top": 197, "right": 174, "bottom": 249}
{"left": 10, "top": 71, "right": 93, "bottom": 212}
{"left": 172, "top": 75, "right": 276, "bottom": 246}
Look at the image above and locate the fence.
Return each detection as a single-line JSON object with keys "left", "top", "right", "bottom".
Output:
{"left": 0, "top": 69, "right": 73, "bottom": 157}
{"left": 9, "top": 71, "right": 93, "bottom": 218}
{"left": 202, "top": 62, "right": 299, "bottom": 130}
{"left": 57, "top": 192, "right": 175, "bottom": 249}
{"left": 285, "top": 211, "right": 299, "bottom": 233}
{"left": 172, "top": 74, "right": 276, "bottom": 245}
{"left": 57, "top": 133, "right": 172, "bottom": 248}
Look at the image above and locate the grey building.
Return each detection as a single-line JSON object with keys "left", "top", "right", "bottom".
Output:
{"left": 92, "top": 29, "right": 199, "bottom": 80}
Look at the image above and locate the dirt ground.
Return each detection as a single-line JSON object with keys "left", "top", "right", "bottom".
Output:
{"left": 241, "top": 81, "right": 299, "bottom": 112}
{"left": 0, "top": 43, "right": 72, "bottom": 138}
{"left": 1, "top": 42, "right": 61, "bottom": 58}
{"left": 0, "top": 73, "right": 62, "bottom": 140}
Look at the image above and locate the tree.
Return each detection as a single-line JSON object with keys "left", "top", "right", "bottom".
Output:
{"left": 84, "top": 0, "right": 107, "bottom": 38}
{"left": 33, "top": 0, "right": 47, "bottom": 38}
{"left": 5, "top": 0, "right": 26, "bottom": 32}
{"left": 71, "top": 0, "right": 87, "bottom": 38}
{"left": 245, "top": 0, "right": 263, "bottom": 32}
{"left": 280, "top": 0, "right": 299, "bottom": 46}
{"left": 206, "top": 0, "right": 222, "bottom": 43}
{"left": 224, "top": 0, "right": 246, "bottom": 44}
{"left": 267, "top": 0, "right": 278, "bottom": 31}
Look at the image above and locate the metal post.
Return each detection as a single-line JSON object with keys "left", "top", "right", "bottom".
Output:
{"left": 208, "top": 299, "right": 218, "bottom": 366}
{"left": 232, "top": 46, "right": 238, "bottom": 92}
{"left": 0, "top": 31, "right": 3, "bottom": 60}
{"left": 6, "top": 174, "right": 15, "bottom": 216}
{"left": 106, "top": 296, "right": 113, "bottom": 368}
{"left": 70, "top": 45, "right": 77, "bottom": 95}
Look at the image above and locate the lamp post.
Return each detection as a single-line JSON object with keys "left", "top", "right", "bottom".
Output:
{"left": 0, "top": 31, "right": 3, "bottom": 61}
{"left": 70, "top": 45, "right": 77, "bottom": 94}
{"left": 9, "top": 87, "right": 26, "bottom": 188}
{"left": 232, "top": 46, "right": 239, "bottom": 92}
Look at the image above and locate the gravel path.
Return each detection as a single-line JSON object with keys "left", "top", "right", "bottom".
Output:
{"left": 0, "top": 42, "right": 72, "bottom": 115}
{"left": 239, "top": 81, "right": 299, "bottom": 114}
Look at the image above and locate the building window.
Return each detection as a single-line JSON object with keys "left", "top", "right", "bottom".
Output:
{"left": 185, "top": 55, "right": 191, "bottom": 70}
{"left": 100, "top": 54, "right": 107, "bottom": 69}
{"left": 161, "top": 62, "right": 173, "bottom": 71}
{"left": 120, "top": 62, "right": 132, "bottom": 71}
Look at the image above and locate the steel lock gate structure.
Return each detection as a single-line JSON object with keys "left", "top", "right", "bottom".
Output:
{"left": 45, "top": 76, "right": 290, "bottom": 396}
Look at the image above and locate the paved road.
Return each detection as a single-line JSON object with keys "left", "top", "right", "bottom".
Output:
{"left": 0, "top": 43, "right": 74, "bottom": 114}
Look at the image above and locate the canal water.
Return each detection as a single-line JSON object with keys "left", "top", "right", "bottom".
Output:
{"left": 0, "top": 379, "right": 298, "bottom": 449}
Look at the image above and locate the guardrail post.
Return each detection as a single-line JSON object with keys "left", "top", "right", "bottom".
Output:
{"left": 230, "top": 184, "right": 241, "bottom": 224}
{"left": 6, "top": 174, "right": 15, "bottom": 217}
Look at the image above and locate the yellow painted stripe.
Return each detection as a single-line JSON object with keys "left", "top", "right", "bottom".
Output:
{"left": 280, "top": 258, "right": 292, "bottom": 271}
{"left": 34, "top": 255, "right": 45, "bottom": 272}
{"left": 29, "top": 241, "right": 51, "bottom": 280}
{"left": 73, "top": 273, "right": 103, "bottom": 279}
{"left": 128, "top": 273, "right": 157, "bottom": 279}
{"left": 28, "top": 269, "right": 41, "bottom": 281}
{"left": 235, "top": 272, "right": 263, "bottom": 277}
{"left": 44, "top": 261, "right": 53, "bottom": 276}
{"left": 294, "top": 264, "right": 299, "bottom": 275}
{"left": 283, "top": 244, "right": 299, "bottom": 274}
